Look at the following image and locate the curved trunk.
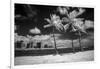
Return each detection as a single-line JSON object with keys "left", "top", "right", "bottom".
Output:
{"left": 52, "top": 27, "right": 59, "bottom": 54}
{"left": 78, "top": 31, "right": 83, "bottom": 51}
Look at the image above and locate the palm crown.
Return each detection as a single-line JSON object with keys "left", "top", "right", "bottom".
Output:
{"left": 44, "top": 14, "right": 64, "bottom": 32}
{"left": 58, "top": 7, "right": 87, "bottom": 34}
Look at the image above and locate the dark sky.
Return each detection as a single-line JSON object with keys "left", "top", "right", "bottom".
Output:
{"left": 15, "top": 3, "right": 94, "bottom": 36}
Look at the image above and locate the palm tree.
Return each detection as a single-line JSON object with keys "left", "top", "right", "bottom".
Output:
{"left": 70, "top": 18, "right": 87, "bottom": 51}
{"left": 58, "top": 7, "right": 87, "bottom": 52}
{"left": 44, "top": 14, "right": 64, "bottom": 54}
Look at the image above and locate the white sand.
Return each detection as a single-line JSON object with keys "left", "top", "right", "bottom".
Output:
{"left": 15, "top": 50, "right": 94, "bottom": 65}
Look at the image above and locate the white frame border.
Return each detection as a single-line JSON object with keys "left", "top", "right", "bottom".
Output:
{"left": 11, "top": 0, "right": 95, "bottom": 69}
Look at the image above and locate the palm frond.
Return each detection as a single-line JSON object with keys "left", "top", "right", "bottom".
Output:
{"left": 70, "top": 25, "right": 78, "bottom": 32}
{"left": 44, "top": 24, "right": 52, "bottom": 28}
{"left": 55, "top": 23, "right": 64, "bottom": 31}
{"left": 69, "top": 8, "right": 85, "bottom": 19}
{"left": 62, "top": 17, "right": 70, "bottom": 23}
{"left": 69, "top": 10, "right": 77, "bottom": 18}
{"left": 77, "top": 8, "right": 85, "bottom": 17}
{"left": 44, "top": 18, "right": 51, "bottom": 24}
{"left": 57, "top": 7, "right": 69, "bottom": 15}
{"left": 64, "top": 23, "right": 70, "bottom": 31}
{"left": 72, "top": 20, "right": 87, "bottom": 34}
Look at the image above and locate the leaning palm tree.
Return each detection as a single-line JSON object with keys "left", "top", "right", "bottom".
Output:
{"left": 67, "top": 18, "right": 87, "bottom": 51}
{"left": 44, "top": 14, "right": 64, "bottom": 54}
{"left": 58, "top": 7, "right": 87, "bottom": 52}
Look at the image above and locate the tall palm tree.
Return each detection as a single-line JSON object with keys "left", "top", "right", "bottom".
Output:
{"left": 44, "top": 14, "right": 64, "bottom": 54}
{"left": 58, "top": 7, "right": 87, "bottom": 52}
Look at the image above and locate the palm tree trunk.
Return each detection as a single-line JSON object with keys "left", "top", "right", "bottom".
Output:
{"left": 72, "top": 40, "right": 75, "bottom": 53}
{"left": 52, "top": 26, "right": 59, "bottom": 54}
{"left": 78, "top": 31, "right": 83, "bottom": 51}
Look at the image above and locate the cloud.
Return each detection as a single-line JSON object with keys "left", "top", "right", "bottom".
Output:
{"left": 57, "top": 7, "right": 68, "bottom": 15}
{"left": 85, "top": 20, "right": 94, "bottom": 29}
{"left": 29, "top": 27, "right": 41, "bottom": 34}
